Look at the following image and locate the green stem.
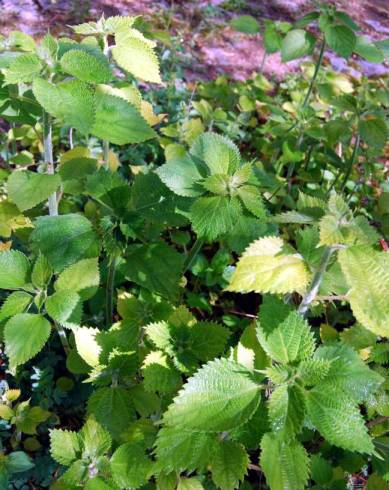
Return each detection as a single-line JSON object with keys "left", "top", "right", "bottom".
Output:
{"left": 43, "top": 110, "right": 58, "bottom": 216}
{"left": 106, "top": 257, "right": 117, "bottom": 328}
{"left": 340, "top": 133, "right": 360, "bottom": 192}
{"left": 183, "top": 238, "right": 204, "bottom": 273}
{"left": 298, "top": 246, "right": 335, "bottom": 317}
{"left": 302, "top": 38, "right": 325, "bottom": 109}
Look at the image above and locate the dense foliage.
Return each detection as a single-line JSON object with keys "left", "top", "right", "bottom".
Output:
{"left": 0, "top": 4, "right": 388, "bottom": 489}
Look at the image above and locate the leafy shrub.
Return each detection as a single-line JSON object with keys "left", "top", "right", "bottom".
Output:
{"left": 0, "top": 4, "right": 388, "bottom": 489}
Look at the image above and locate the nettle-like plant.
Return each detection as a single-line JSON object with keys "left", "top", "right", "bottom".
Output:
{"left": 0, "top": 6, "right": 388, "bottom": 490}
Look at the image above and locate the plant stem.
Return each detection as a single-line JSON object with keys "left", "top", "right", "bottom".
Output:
{"left": 103, "top": 139, "right": 110, "bottom": 169}
{"left": 102, "top": 35, "right": 110, "bottom": 169}
{"left": 259, "top": 51, "right": 267, "bottom": 73}
{"left": 302, "top": 38, "right": 325, "bottom": 109}
{"left": 298, "top": 246, "right": 335, "bottom": 317}
{"left": 183, "top": 238, "right": 204, "bottom": 273}
{"left": 54, "top": 321, "right": 70, "bottom": 355}
{"left": 106, "top": 257, "right": 117, "bottom": 328}
{"left": 43, "top": 110, "right": 58, "bottom": 216}
{"left": 43, "top": 111, "right": 70, "bottom": 353}
{"left": 340, "top": 133, "right": 360, "bottom": 192}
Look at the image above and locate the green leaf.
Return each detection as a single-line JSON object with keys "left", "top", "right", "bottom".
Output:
{"left": 281, "top": 29, "right": 315, "bottom": 62}
{"left": 190, "top": 196, "right": 241, "bottom": 241}
{"left": 359, "top": 117, "right": 388, "bottom": 149}
{"left": 3, "top": 53, "right": 42, "bottom": 84}
{"left": 227, "top": 237, "right": 310, "bottom": 295}
{"left": 355, "top": 36, "right": 385, "bottom": 63}
{"left": 123, "top": 242, "right": 183, "bottom": 301}
{"left": 0, "top": 291, "right": 32, "bottom": 322}
{"left": 142, "top": 351, "right": 182, "bottom": 394}
{"left": 0, "top": 250, "right": 30, "bottom": 290}
{"left": 190, "top": 133, "right": 241, "bottom": 175}
{"left": 257, "top": 311, "right": 315, "bottom": 364}
{"left": 211, "top": 440, "right": 248, "bottom": 490}
{"left": 8, "top": 171, "right": 61, "bottom": 212}
{"left": 325, "top": 24, "right": 356, "bottom": 58}
{"left": 338, "top": 246, "right": 389, "bottom": 337}
{"left": 31, "top": 214, "right": 99, "bottom": 273}
{"left": 268, "top": 384, "right": 306, "bottom": 437}
{"left": 55, "top": 258, "right": 99, "bottom": 297}
{"left": 156, "top": 155, "right": 203, "bottom": 197}
{"left": 32, "top": 78, "right": 95, "bottom": 134}
{"left": 314, "top": 343, "right": 383, "bottom": 403}
{"left": 45, "top": 290, "right": 80, "bottom": 325}
{"left": 306, "top": 386, "right": 374, "bottom": 454}
{"left": 155, "top": 427, "right": 216, "bottom": 473}
{"left": 230, "top": 15, "right": 260, "bottom": 35}
{"left": 60, "top": 49, "right": 112, "bottom": 83}
{"left": 163, "top": 358, "right": 260, "bottom": 432}
{"left": 81, "top": 418, "right": 111, "bottom": 459}
{"left": 310, "top": 454, "right": 333, "bottom": 485}
{"left": 7, "top": 452, "right": 35, "bottom": 474}
{"left": 49, "top": 429, "right": 80, "bottom": 466}
{"left": 237, "top": 185, "right": 267, "bottom": 219}
{"left": 110, "top": 442, "right": 154, "bottom": 489}
{"left": 31, "top": 254, "right": 53, "bottom": 289}
{"left": 260, "top": 433, "right": 310, "bottom": 490}
{"left": 4, "top": 313, "right": 51, "bottom": 368}
{"left": 112, "top": 36, "right": 161, "bottom": 83}
{"left": 177, "top": 478, "right": 204, "bottom": 490}
{"left": 74, "top": 327, "right": 101, "bottom": 367}
{"left": 87, "top": 387, "right": 135, "bottom": 439}
{"left": 189, "top": 321, "right": 230, "bottom": 362}
{"left": 263, "top": 24, "right": 283, "bottom": 53}
{"left": 91, "top": 90, "right": 156, "bottom": 145}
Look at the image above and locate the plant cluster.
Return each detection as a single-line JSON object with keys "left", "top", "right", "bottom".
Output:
{"left": 0, "top": 4, "right": 388, "bottom": 490}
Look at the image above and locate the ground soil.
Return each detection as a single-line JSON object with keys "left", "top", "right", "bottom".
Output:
{"left": 0, "top": 0, "right": 388, "bottom": 80}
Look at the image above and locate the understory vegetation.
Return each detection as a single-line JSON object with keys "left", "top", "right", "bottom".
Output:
{"left": 0, "top": 3, "right": 388, "bottom": 489}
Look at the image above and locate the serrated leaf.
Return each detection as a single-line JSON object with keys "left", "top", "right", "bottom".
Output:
{"left": 325, "top": 24, "right": 356, "bottom": 58}
{"left": 155, "top": 427, "right": 216, "bottom": 473}
{"left": 227, "top": 236, "right": 310, "bottom": 295}
{"left": 32, "top": 78, "right": 95, "bottom": 134}
{"left": 74, "top": 327, "right": 101, "bottom": 367}
{"left": 163, "top": 358, "right": 260, "bottom": 432}
{"left": 306, "top": 386, "right": 374, "bottom": 454}
{"left": 31, "top": 214, "right": 99, "bottom": 273}
{"left": 45, "top": 290, "right": 80, "bottom": 325}
{"left": 177, "top": 478, "right": 204, "bottom": 490}
{"left": 142, "top": 351, "right": 182, "bottom": 394}
{"left": 60, "top": 49, "right": 112, "bottom": 83}
{"left": 87, "top": 387, "right": 135, "bottom": 439}
{"left": 257, "top": 311, "right": 315, "bottom": 364}
{"left": 123, "top": 242, "right": 183, "bottom": 301}
{"left": 3, "top": 53, "right": 42, "bottom": 84}
{"left": 314, "top": 343, "right": 383, "bottom": 403}
{"left": 297, "top": 358, "right": 331, "bottom": 386}
{"left": 0, "top": 250, "right": 30, "bottom": 289}
{"left": 281, "top": 29, "right": 315, "bottom": 62}
{"left": 190, "top": 132, "right": 241, "bottom": 175}
{"left": 156, "top": 155, "right": 204, "bottom": 197}
{"left": 268, "top": 384, "right": 306, "bottom": 436}
{"left": 230, "top": 15, "right": 260, "bottom": 34}
{"left": 237, "top": 185, "right": 267, "bottom": 219}
{"left": 91, "top": 90, "right": 156, "bottom": 145}
{"left": 355, "top": 36, "right": 385, "bottom": 63}
{"left": 112, "top": 34, "right": 161, "bottom": 83}
{"left": 55, "top": 258, "right": 99, "bottom": 298}
{"left": 359, "top": 117, "right": 388, "bottom": 149}
{"left": 4, "top": 313, "right": 51, "bottom": 368}
{"left": 211, "top": 440, "right": 248, "bottom": 490}
{"left": 81, "top": 418, "right": 111, "bottom": 459}
{"left": 49, "top": 429, "right": 80, "bottom": 466}
{"left": 31, "top": 254, "right": 53, "bottom": 289}
{"left": 8, "top": 171, "right": 61, "bottom": 212}
{"left": 190, "top": 321, "right": 230, "bottom": 362}
{"left": 338, "top": 246, "right": 389, "bottom": 337}
{"left": 190, "top": 196, "right": 241, "bottom": 241}
{"left": 0, "top": 291, "right": 32, "bottom": 322}
{"left": 260, "top": 433, "right": 310, "bottom": 490}
{"left": 110, "top": 442, "right": 154, "bottom": 489}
